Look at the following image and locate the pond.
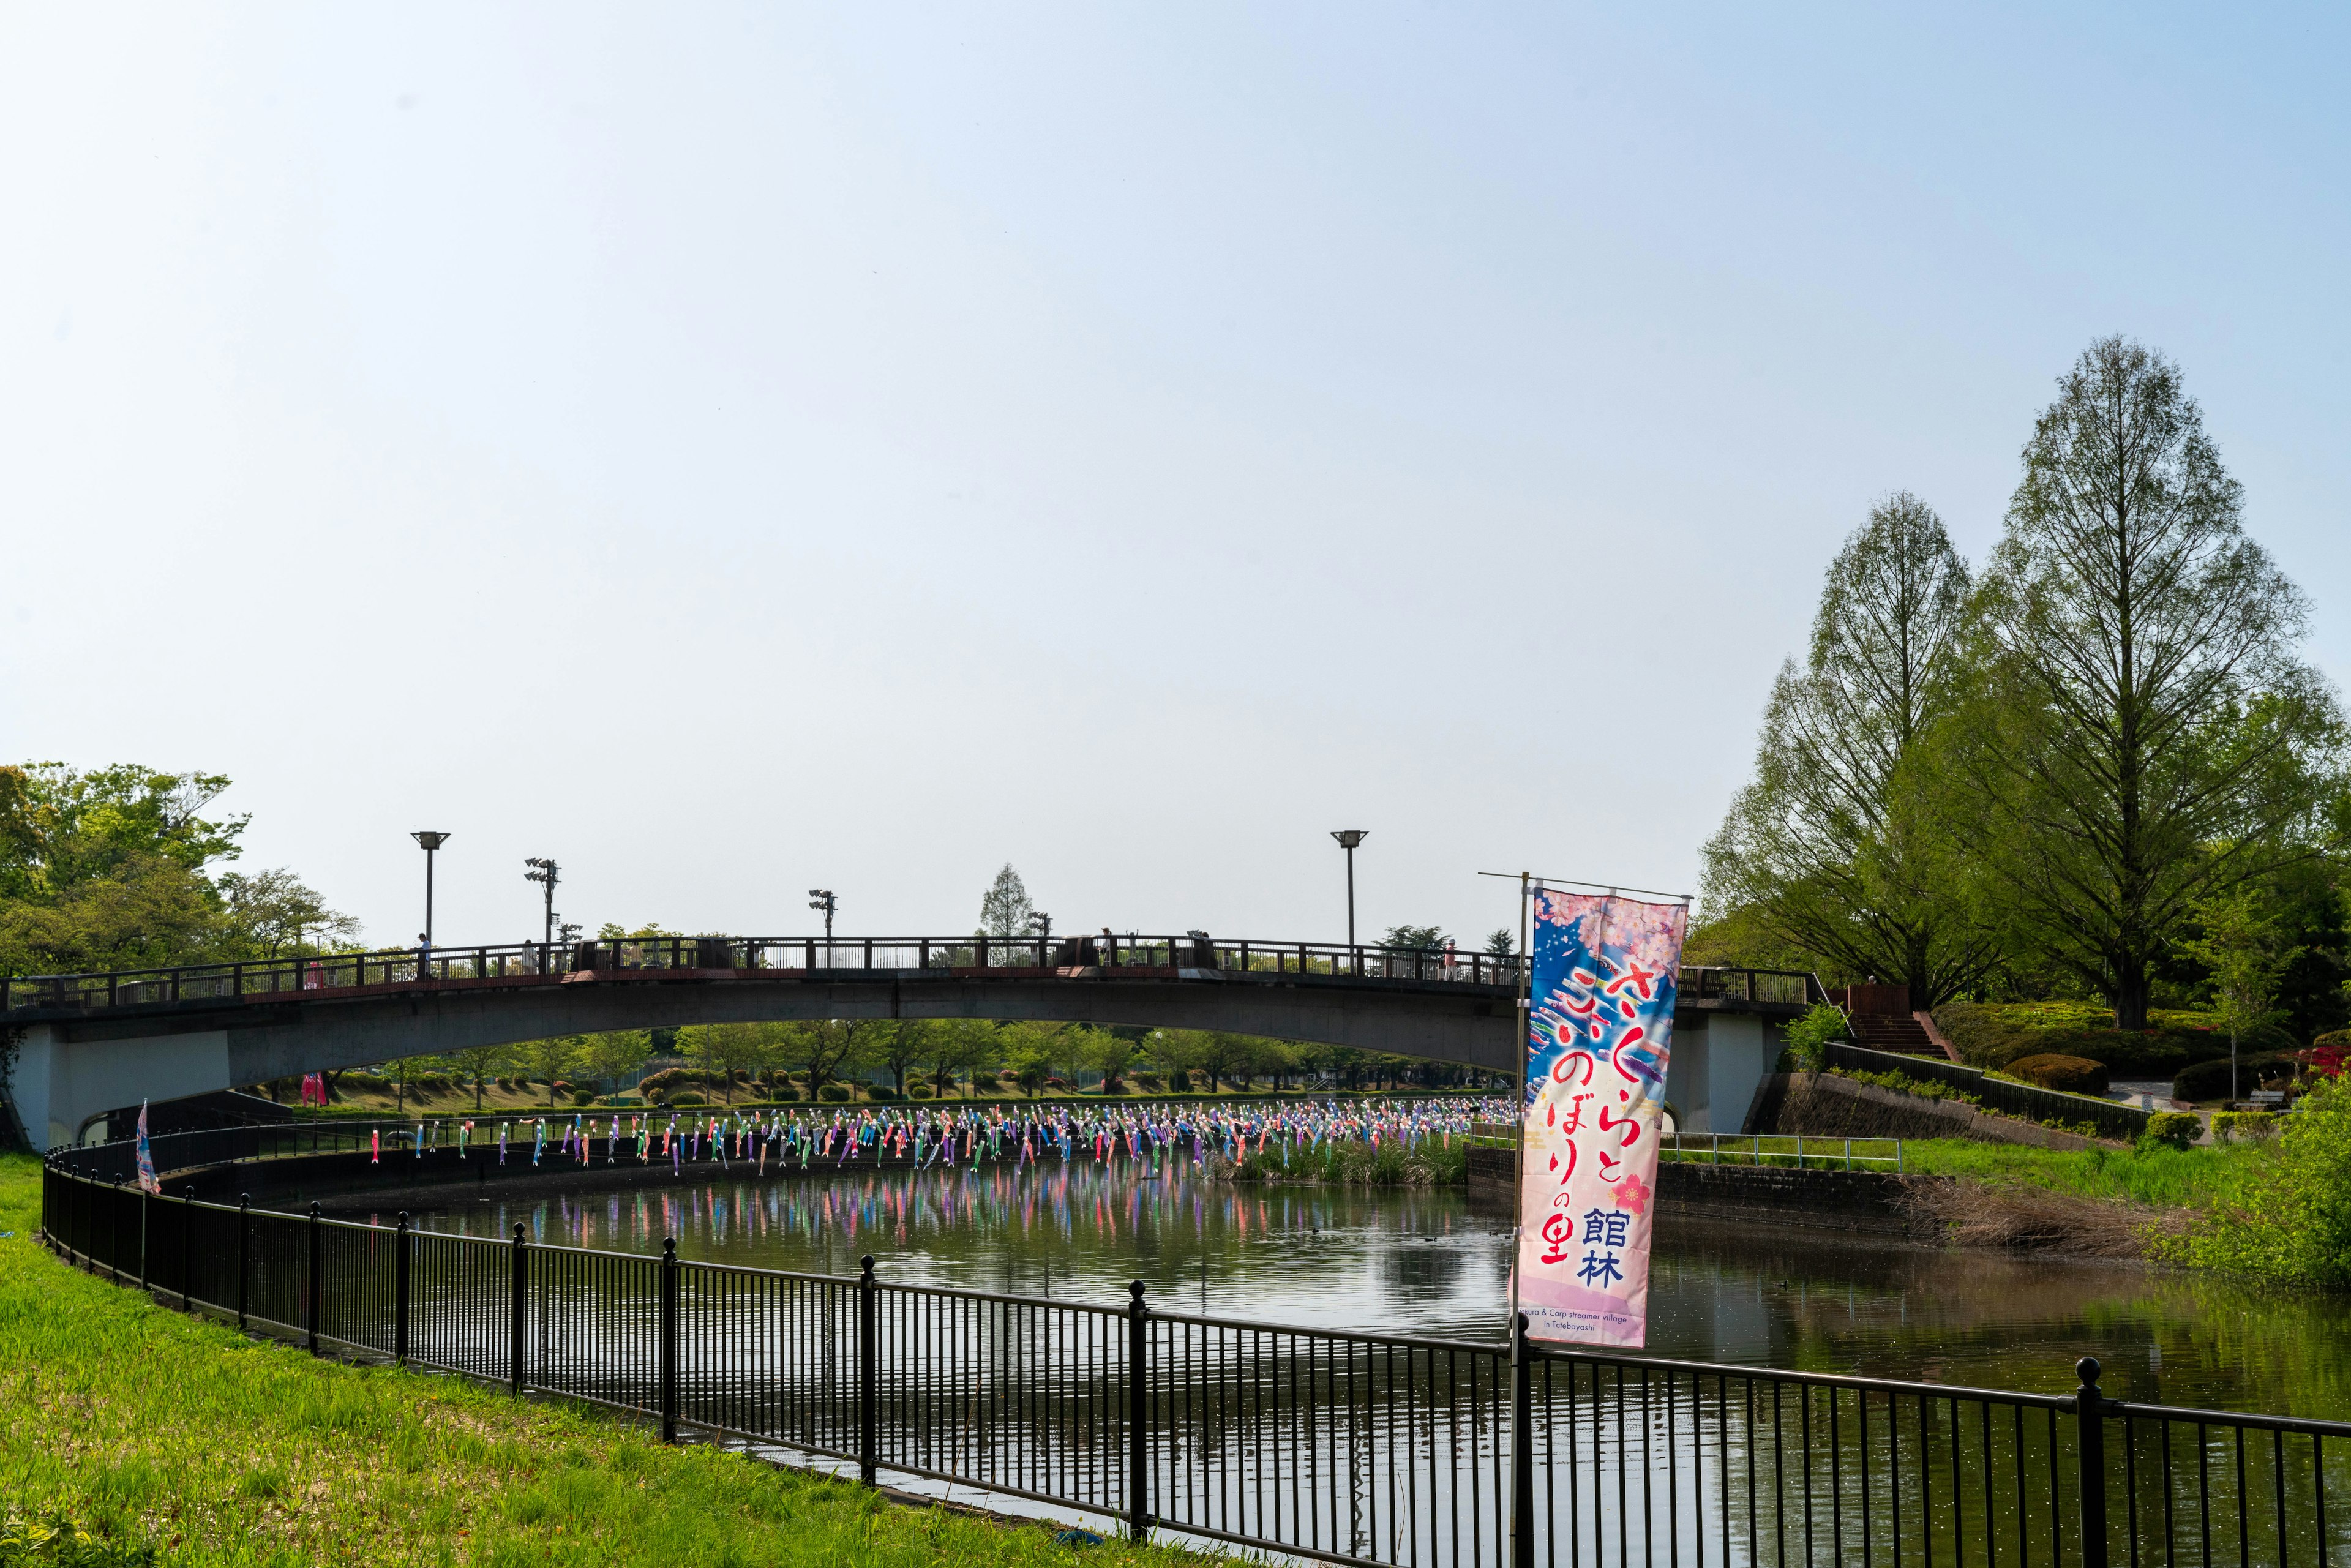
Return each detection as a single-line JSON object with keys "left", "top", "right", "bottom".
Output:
{"left": 354, "top": 1160, "right": 2351, "bottom": 1422}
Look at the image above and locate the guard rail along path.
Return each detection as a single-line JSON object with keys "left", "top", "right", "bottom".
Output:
{"left": 40, "top": 1125, "right": 2351, "bottom": 1568}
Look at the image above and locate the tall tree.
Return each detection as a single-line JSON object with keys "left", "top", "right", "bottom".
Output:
{"left": 978, "top": 865, "right": 1035, "bottom": 946}
{"left": 2181, "top": 888, "right": 2300, "bottom": 1103}
{"left": 1702, "top": 493, "right": 1994, "bottom": 1007}
{"left": 1950, "top": 337, "right": 2345, "bottom": 1028}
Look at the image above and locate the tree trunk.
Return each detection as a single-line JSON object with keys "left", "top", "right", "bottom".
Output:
{"left": 2112, "top": 959, "right": 2151, "bottom": 1033}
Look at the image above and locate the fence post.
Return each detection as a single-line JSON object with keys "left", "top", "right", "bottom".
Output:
{"left": 137, "top": 1188, "right": 149, "bottom": 1294}
{"left": 182, "top": 1188, "right": 195, "bottom": 1311}
{"left": 509, "top": 1223, "right": 528, "bottom": 1395}
{"left": 2074, "top": 1357, "right": 2109, "bottom": 1568}
{"left": 237, "top": 1195, "right": 250, "bottom": 1330}
{"left": 1127, "top": 1280, "right": 1152, "bottom": 1542}
{"left": 1510, "top": 1313, "right": 1535, "bottom": 1568}
{"left": 857, "top": 1254, "right": 877, "bottom": 1484}
{"left": 306, "top": 1201, "right": 322, "bottom": 1355}
{"left": 661, "top": 1238, "right": 681, "bottom": 1443}
{"left": 394, "top": 1211, "right": 411, "bottom": 1364}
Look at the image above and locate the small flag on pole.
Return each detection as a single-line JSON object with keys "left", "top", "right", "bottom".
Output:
{"left": 134, "top": 1101, "right": 161, "bottom": 1194}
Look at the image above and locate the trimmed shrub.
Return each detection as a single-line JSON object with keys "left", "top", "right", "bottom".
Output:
{"left": 1932, "top": 1001, "right": 2237, "bottom": 1077}
{"left": 667, "top": 1092, "right": 704, "bottom": 1108}
{"left": 570, "top": 1088, "right": 597, "bottom": 1107}
{"left": 908, "top": 1086, "right": 933, "bottom": 1100}
{"left": 2174, "top": 1054, "right": 2297, "bottom": 1103}
{"left": 768, "top": 1087, "right": 799, "bottom": 1103}
{"left": 2142, "top": 1111, "right": 2202, "bottom": 1149}
{"left": 817, "top": 1083, "right": 850, "bottom": 1103}
{"left": 2213, "top": 1109, "right": 2279, "bottom": 1142}
{"left": 867, "top": 1086, "right": 900, "bottom": 1103}
{"left": 2004, "top": 1054, "right": 2109, "bottom": 1096}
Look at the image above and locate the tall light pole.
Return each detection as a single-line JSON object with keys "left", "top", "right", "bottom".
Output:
{"left": 1330, "top": 830, "right": 1368, "bottom": 948}
{"left": 808, "top": 889, "right": 836, "bottom": 941}
{"left": 523, "top": 857, "right": 561, "bottom": 947}
{"left": 411, "top": 831, "right": 451, "bottom": 950}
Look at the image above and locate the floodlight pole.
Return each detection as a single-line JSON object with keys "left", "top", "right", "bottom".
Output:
{"left": 1330, "top": 830, "right": 1368, "bottom": 948}
{"left": 411, "top": 832, "right": 451, "bottom": 950}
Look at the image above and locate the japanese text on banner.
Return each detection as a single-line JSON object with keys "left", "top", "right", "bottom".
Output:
{"left": 1515, "top": 890, "right": 1687, "bottom": 1348}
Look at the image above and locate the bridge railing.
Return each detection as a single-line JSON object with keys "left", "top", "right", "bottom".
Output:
{"left": 2, "top": 933, "right": 1828, "bottom": 1018}
{"left": 39, "top": 1142, "right": 2351, "bottom": 1567}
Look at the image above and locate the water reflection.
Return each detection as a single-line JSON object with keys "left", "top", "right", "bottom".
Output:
{"left": 368, "top": 1165, "right": 2351, "bottom": 1419}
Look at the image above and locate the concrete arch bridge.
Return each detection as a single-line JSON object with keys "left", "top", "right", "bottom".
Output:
{"left": 1, "top": 932, "right": 1820, "bottom": 1150}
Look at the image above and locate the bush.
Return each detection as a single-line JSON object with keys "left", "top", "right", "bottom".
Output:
{"left": 768, "top": 1087, "right": 799, "bottom": 1103}
{"left": 2003, "top": 1054, "right": 2109, "bottom": 1096}
{"left": 1779, "top": 1003, "right": 1850, "bottom": 1072}
{"left": 2142, "top": 1111, "right": 2202, "bottom": 1149}
{"left": 2213, "top": 1110, "right": 2279, "bottom": 1142}
{"left": 570, "top": 1088, "right": 598, "bottom": 1107}
{"left": 1932, "top": 1000, "right": 2237, "bottom": 1077}
{"left": 908, "top": 1086, "right": 932, "bottom": 1100}
{"left": 817, "top": 1083, "right": 850, "bottom": 1103}
{"left": 867, "top": 1087, "right": 900, "bottom": 1103}
{"left": 2191, "top": 1078, "right": 2351, "bottom": 1283}
{"left": 668, "top": 1092, "right": 704, "bottom": 1108}
{"left": 2173, "top": 1054, "right": 2297, "bottom": 1103}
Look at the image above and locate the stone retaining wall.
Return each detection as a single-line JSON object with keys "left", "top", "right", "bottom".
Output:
{"left": 1747, "top": 1072, "right": 2113, "bottom": 1150}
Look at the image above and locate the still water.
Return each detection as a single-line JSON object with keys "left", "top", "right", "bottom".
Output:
{"left": 370, "top": 1161, "right": 2351, "bottom": 1421}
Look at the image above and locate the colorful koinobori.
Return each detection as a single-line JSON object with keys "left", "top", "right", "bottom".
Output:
{"left": 1515, "top": 888, "right": 1689, "bottom": 1349}
{"left": 354, "top": 1097, "right": 1493, "bottom": 1176}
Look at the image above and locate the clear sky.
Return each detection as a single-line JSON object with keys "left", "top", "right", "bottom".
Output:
{"left": 3, "top": 4, "right": 2344, "bottom": 951}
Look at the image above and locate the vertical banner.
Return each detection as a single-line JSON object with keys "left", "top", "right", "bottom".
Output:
{"left": 1516, "top": 890, "right": 1688, "bottom": 1348}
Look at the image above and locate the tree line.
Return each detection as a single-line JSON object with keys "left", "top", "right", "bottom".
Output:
{"left": 329, "top": 1018, "right": 1494, "bottom": 1113}
{"left": 0, "top": 763, "right": 356, "bottom": 977}
{"left": 1700, "top": 337, "right": 2347, "bottom": 1038}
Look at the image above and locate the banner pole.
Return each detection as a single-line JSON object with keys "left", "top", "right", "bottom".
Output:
{"left": 1507, "top": 871, "right": 1534, "bottom": 1568}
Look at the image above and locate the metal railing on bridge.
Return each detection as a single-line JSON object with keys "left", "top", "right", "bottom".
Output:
{"left": 40, "top": 1127, "right": 2351, "bottom": 1567}
{"left": 1, "top": 936, "right": 1826, "bottom": 1018}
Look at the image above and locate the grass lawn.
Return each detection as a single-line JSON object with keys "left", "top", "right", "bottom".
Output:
{"left": 0, "top": 1154, "right": 1205, "bottom": 1568}
{"left": 1892, "top": 1137, "right": 2260, "bottom": 1209}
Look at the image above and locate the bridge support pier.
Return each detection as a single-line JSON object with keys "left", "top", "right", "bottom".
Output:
{"left": 5, "top": 1024, "right": 234, "bottom": 1152}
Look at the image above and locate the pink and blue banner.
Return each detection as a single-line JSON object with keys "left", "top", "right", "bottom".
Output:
{"left": 1516, "top": 890, "right": 1688, "bottom": 1348}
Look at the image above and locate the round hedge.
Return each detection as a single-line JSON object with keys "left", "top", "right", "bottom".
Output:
{"left": 2172, "top": 1053, "right": 2297, "bottom": 1103}
{"left": 2006, "top": 1054, "right": 2110, "bottom": 1095}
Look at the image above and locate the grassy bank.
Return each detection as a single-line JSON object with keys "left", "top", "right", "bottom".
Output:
{"left": 0, "top": 1155, "right": 1202, "bottom": 1567}
{"left": 1895, "top": 1138, "right": 2262, "bottom": 1209}
{"left": 1221, "top": 1138, "right": 1469, "bottom": 1187}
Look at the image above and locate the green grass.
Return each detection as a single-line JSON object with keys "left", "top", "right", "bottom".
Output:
{"left": 1892, "top": 1138, "right": 2262, "bottom": 1209}
{"left": 0, "top": 1155, "right": 1206, "bottom": 1568}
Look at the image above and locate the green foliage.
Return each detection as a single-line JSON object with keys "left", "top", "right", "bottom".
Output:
{"left": 816, "top": 1083, "right": 850, "bottom": 1103}
{"left": 2142, "top": 1112, "right": 2202, "bottom": 1149}
{"left": 977, "top": 863, "right": 1034, "bottom": 943}
{"left": 2175, "top": 1054, "right": 2298, "bottom": 1103}
{"left": 1932, "top": 1000, "right": 2236, "bottom": 1076}
{"left": 2003, "top": 1054, "right": 2109, "bottom": 1095}
{"left": 1701, "top": 492, "right": 1992, "bottom": 1004}
{"left": 2211, "top": 1111, "right": 2279, "bottom": 1142}
{"left": 1833, "top": 1067, "right": 1982, "bottom": 1106}
{"left": 1943, "top": 338, "right": 2344, "bottom": 1029}
{"left": 2181, "top": 887, "right": 2300, "bottom": 1061}
{"left": 2191, "top": 1078, "right": 2351, "bottom": 1282}
{"left": 1779, "top": 1003, "right": 1849, "bottom": 1071}
{"left": 0, "top": 1512, "right": 156, "bottom": 1567}
{"left": 1380, "top": 923, "right": 1447, "bottom": 951}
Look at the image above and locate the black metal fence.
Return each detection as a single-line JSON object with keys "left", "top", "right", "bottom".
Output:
{"left": 41, "top": 1140, "right": 2349, "bottom": 1567}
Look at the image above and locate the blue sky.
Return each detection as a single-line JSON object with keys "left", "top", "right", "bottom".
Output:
{"left": 2, "top": 4, "right": 2344, "bottom": 949}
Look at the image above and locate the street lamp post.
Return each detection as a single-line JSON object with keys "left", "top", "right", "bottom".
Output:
{"left": 411, "top": 832, "right": 451, "bottom": 953}
{"left": 1330, "top": 830, "right": 1368, "bottom": 949}
{"left": 523, "top": 858, "right": 561, "bottom": 947}
{"left": 809, "top": 890, "right": 836, "bottom": 942}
